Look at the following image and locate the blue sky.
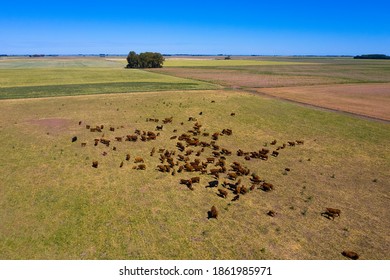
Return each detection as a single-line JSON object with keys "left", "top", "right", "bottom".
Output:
{"left": 1, "top": 0, "right": 389, "bottom": 55}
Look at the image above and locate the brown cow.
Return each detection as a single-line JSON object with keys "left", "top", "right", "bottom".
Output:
{"left": 342, "top": 251, "right": 359, "bottom": 260}
{"left": 119, "top": 161, "right": 124, "bottom": 168}
{"left": 125, "top": 154, "right": 131, "bottom": 161}
{"left": 231, "top": 195, "right": 239, "bottom": 201}
{"left": 208, "top": 206, "right": 218, "bottom": 219}
{"left": 191, "top": 177, "right": 200, "bottom": 184}
{"left": 267, "top": 210, "right": 277, "bottom": 217}
{"left": 137, "top": 164, "right": 146, "bottom": 170}
{"left": 134, "top": 157, "right": 144, "bottom": 163}
{"left": 261, "top": 182, "right": 274, "bottom": 192}
{"left": 218, "top": 188, "right": 228, "bottom": 198}
{"left": 92, "top": 161, "right": 98, "bottom": 168}
{"left": 322, "top": 208, "right": 341, "bottom": 220}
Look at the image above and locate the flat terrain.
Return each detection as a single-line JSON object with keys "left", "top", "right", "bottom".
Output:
{"left": 153, "top": 57, "right": 390, "bottom": 120}
{"left": 259, "top": 84, "right": 390, "bottom": 121}
{"left": 0, "top": 57, "right": 217, "bottom": 99}
{"left": 0, "top": 57, "right": 389, "bottom": 260}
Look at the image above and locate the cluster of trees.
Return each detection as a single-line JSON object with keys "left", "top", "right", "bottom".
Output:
{"left": 354, "top": 54, "right": 390, "bottom": 60}
{"left": 126, "top": 51, "right": 165, "bottom": 68}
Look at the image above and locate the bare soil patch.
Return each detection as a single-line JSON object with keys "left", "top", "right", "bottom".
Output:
{"left": 28, "top": 118, "right": 73, "bottom": 132}
{"left": 257, "top": 83, "right": 390, "bottom": 121}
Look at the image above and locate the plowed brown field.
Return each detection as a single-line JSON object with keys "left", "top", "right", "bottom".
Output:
{"left": 258, "top": 83, "right": 390, "bottom": 121}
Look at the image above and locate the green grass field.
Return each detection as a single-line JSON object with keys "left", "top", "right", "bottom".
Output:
{"left": 0, "top": 58, "right": 217, "bottom": 99}
{"left": 0, "top": 57, "right": 389, "bottom": 260}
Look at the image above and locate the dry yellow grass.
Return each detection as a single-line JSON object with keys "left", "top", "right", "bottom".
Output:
{"left": 0, "top": 90, "right": 389, "bottom": 259}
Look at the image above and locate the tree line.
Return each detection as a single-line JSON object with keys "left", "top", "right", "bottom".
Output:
{"left": 126, "top": 51, "right": 165, "bottom": 68}
{"left": 354, "top": 54, "right": 390, "bottom": 60}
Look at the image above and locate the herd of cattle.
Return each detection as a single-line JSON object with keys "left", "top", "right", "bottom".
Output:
{"left": 72, "top": 112, "right": 357, "bottom": 260}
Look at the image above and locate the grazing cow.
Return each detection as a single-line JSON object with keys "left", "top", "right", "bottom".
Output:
{"left": 261, "top": 182, "right": 274, "bottom": 192}
{"left": 212, "top": 151, "right": 220, "bottom": 157}
{"left": 230, "top": 112, "right": 235, "bottom": 116}
{"left": 206, "top": 157, "right": 215, "bottom": 163}
{"left": 137, "top": 164, "right": 146, "bottom": 170}
{"left": 199, "top": 112, "right": 203, "bottom": 115}
{"left": 212, "top": 132, "right": 219, "bottom": 140}
{"left": 285, "top": 168, "right": 291, "bottom": 172}
{"left": 125, "top": 154, "right": 131, "bottom": 161}
{"left": 110, "top": 127, "right": 115, "bottom": 132}
{"left": 150, "top": 147, "right": 156, "bottom": 156}
{"left": 221, "top": 128, "right": 232, "bottom": 135}
{"left": 218, "top": 188, "right": 228, "bottom": 198}
{"left": 120, "top": 161, "right": 124, "bottom": 168}
{"left": 270, "top": 139, "right": 277, "bottom": 145}
{"left": 251, "top": 174, "right": 262, "bottom": 184}
{"left": 322, "top": 208, "right": 341, "bottom": 220}
{"left": 191, "top": 177, "right": 200, "bottom": 184}
{"left": 228, "top": 172, "right": 238, "bottom": 180}
{"left": 86, "top": 125, "right": 91, "bottom": 129}
{"left": 267, "top": 210, "right": 277, "bottom": 217}
{"left": 231, "top": 195, "right": 239, "bottom": 201}
{"left": 115, "top": 136, "right": 123, "bottom": 142}
{"left": 92, "top": 161, "right": 98, "bottom": 168}
{"left": 272, "top": 151, "right": 279, "bottom": 157}
{"left": 163, "top": 117, "right": 173, "bottom": 124}
{"left": 260, "top": 154, "right": 268, "bottom": 161}
{"left": 208, "top": 206, "right": 218, "bottom": 219}
{"left": 180, "top": 179, "right": 193, "bottom": 190}
{"left": 240, "top": 186, "right": 248, "bottom": 195}
{"left": 81, "top": 142, "right": 86, "bottom": 147}
{"left": 170, "top": 135, "right": 177, "bottom": 140}
{"left": 206, "top": 180, "right": 219, "bottom": 188}
{"left": 126, "top": 135, "right": 138, "bottom": 142}
{"left": 72, "top": 136, "right": 77, "bottom": 142}
{"left": 134, "top": 157, "right": 144, "bottom": 163}
{"left": 342, "top": 251, "right": 359, "bottom": 260}
{"left": 156, "top": 125, "right": 163, "bottom": 131}
{"left": 288, "top": 141, "right": 296, "bottom": 146}
{"left": 202, "top": 132, "right": 210, "bottom": 137}
{"left": 79, "top": 121, "right": 82, "bottom": 125}
{"left": 296, "top": 140, "right": 304, "bottom": 145}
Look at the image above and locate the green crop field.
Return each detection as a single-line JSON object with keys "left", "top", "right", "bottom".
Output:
{"left": 0, "top": 57, "right": 389, "bottom": 260}
{"left": 0, "top": 57, "right": 217, "bottom": 99}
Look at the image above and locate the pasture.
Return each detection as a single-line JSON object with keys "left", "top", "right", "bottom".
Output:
{"left": 0, "top": 57, "right": 217, "bottom": 99}
{"left": 0, "top": 57, "right": 389, "bottom": 260}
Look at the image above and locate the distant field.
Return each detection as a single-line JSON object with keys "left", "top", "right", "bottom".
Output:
{"left": 259, "top": 84, "right": 390, "bottom": 121}
{"left": 163, "top": 58, "right": 307, "bottom": 67}
{"left": 150, "top": 57, "right": 390, "bottom": 119}
{"left": 0, "top": 57, "right": 217, "bottom": 99}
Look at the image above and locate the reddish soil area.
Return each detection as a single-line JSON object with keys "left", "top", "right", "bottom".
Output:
{"left": 257, "top": 83, "right": 390, "bottom": 121}
{"left": 28, "top": 118, "right": 73, "bottom": 132}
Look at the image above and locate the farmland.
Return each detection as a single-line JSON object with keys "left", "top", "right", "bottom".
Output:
{"left": 0, "top": 56, "right": 389, "bottom": 260}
